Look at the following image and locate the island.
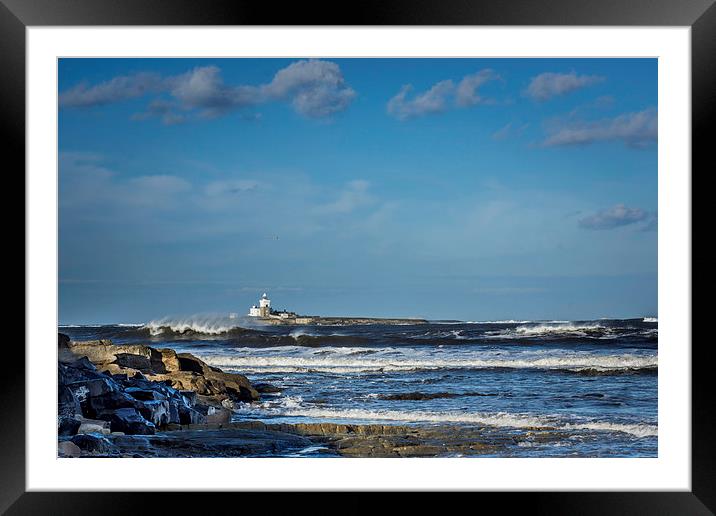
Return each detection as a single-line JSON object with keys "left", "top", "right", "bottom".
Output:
{"left": 246, "top": 292, "right": 427, "bottom": 325}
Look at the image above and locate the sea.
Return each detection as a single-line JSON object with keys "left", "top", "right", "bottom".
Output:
{"left": 59, "top": 316, "right": 658, "bottom": 457}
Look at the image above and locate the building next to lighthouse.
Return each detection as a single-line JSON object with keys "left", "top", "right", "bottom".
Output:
{"left": 247, "top": 292, "right": 309, "bottom": 323}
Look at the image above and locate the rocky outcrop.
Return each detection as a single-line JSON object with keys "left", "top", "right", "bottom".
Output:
{"left": 159, "top": 421, "right": 512, "bottom": 458}
{"left": 58, "top": 333, "right": 261, "bottom": 456}
{"left": 61, "top": 336, "right": 258, "bottom": 404}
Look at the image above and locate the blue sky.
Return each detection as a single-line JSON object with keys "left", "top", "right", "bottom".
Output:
{"left": 58, "top": 58, "right": 657, "bottom": 323}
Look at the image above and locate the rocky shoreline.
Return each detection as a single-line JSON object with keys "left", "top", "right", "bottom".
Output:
{"left": 58, "top": 333, "right": 556, "bottom": 458}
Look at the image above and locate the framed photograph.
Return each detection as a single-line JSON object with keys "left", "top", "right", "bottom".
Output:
{"left": 9, "top": 0, "right": 710, "bottom": 511}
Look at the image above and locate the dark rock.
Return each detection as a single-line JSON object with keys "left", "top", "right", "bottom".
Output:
{"left": 86, "top": 390, "right": 142, "bottom": 418}
{"left": 58, "top": 416, "right": 81, "bottom": 436}
{"left": 177, "top": 353, "right": 209, "bottom": 375}
{"left": 125, "top": 387, "right": 167, "bottom": 401}
{"left": 180, "top": 390, "right": 197, "bottom": 405}
{"left": 253, "top": 383, "right": 282, "bottom": 394}
{"left": 178, "top": 405, "right": 206, "bottom": 425}
{"left": 58, "top": 385, "right": 81, "bottom": 419}
{"left": 137, "top": 400, "right": 171, "bottom": 427}
{"left": 114, "top": 353, "right": 153, "bottom": 372}
{"left": 58, "top": 333, "right": 71, "bottom": 349}
{"left": 71, "top": 433, "right": 115, "bottom": 454}
{"left": 106, "top": 408, "right": 156, "bottom": 435}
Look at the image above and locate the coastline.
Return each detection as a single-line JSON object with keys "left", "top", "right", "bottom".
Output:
{"left": 57, "top": 333, "right": 545, "bottom": 458}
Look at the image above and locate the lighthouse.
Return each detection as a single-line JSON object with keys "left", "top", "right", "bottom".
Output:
{"left": 248, "top": 292, "right": 271, "bottom": 317}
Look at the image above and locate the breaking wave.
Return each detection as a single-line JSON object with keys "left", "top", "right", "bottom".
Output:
{"left": 200, "top": 348, "right": 657, "bottom": 374}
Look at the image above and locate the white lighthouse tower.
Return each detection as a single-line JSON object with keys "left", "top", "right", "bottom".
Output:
{"left": 248, "top": 292, "right": 271, "bottom": 317}
{"left": 259, "top": 292, "right": 271, "bottom": 317}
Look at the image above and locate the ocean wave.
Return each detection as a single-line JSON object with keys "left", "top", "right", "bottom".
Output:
{"left": 237, "top": 401, "right": 657, "bottom": 438}
{"left": 139, "top": 313, "right": 283, "bottom": 337}
{"left": 483, "top": 322, "right": 654, "bottom": 340}
{"left": 200, "top": 350, "right": 658, "bottom": 374}
{"left": 643, "top": 317, "right": 658, "bottom": 323}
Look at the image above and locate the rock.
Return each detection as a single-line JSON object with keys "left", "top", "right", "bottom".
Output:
{"left": 205, "top": 406, "right": 232, "bottom": 425}
{"left": 58, "top": 333, "right": 71, "bottom": 349}
{"left": 114, "top": 353, "right": 153, "bottom": 372}
{"left": 180, "top": 390, "right": 197, "bottom": 405}
{"left": 253, "top": 383, "right": 281, "bottom": 394}
{"left": 106, "top": 408, "right": 156, "bottom": 435}
{"left": 57, "top": 440, "right": 81, "bottom": 458}
{"left": 68, "top": 377, "right": 119, "bottom": 399}
{"left": 155, "top": 348, "right": 181, "bottom": 373}
{"left": 125, "top": 387, "right": 167, "bottom": 401}
{"left": 71, "top": 433, "right": 115, "bottom": 454}
{"left": 58, "top": 385, "right": 81, "bottom": 419}
{"left": 77, "top": 418, "right": 111, "bottom": 435}
{"left": 58, "top": 416, "right": 81, "bottom": 436}
{"left": 111, "top": 435, "right": 153, "bottom": 456}
{"left": 137, "top": 400, "right": 171, "bottom": 427}
{"left": 177, "top": 353, "right": 210, "bottom": 375}
{"left": 86, "top": 390, "right": 142, "bottom": 418}
{"left": 178, "top": 405, "right": 206, "bottom": 425}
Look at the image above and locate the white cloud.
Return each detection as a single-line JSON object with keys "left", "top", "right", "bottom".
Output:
{"left": 60, "top": 60, "right": 356, "bottom": 122}
{"left": 578, "top": 204, "right": 649, "bottom": 230}
{"left": 526, "top": 72, "right": 604, "bottom": 101}
{"left": 387, "top": 69, "right": 499, "bottom": 120}
{"left": 455, "top": 69, "right": 498, "bottom": 107}
{"left": 59, "top": 72, "right": 163, "bottom": 107}
{"left": 543, "top": 108, "right": 657, "bottom": 147}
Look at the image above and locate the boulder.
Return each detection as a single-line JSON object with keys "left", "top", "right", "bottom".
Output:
{"left": 114, "top": 353, "right": 153, "bottom": 372}
{"left": 125, "top": 387, "right": 167, "bottom": 402}
{"left": 71, "top": 433, "right": 115, "bottom": 454}
{"left": 58, "top": 416, "right": 81, "bottom": 436}
{"left": 253, "top": 383, "right": 281, "bottom": 394}
{"left": 57, "top": 440, "right": 81, "bottom": 458}
{"left": 137, "top": 399, "right": 171, "bottom": 427}
{"left": 154, "top": 348, "right": 181, "bottom": 373}
{"left": 178, "top": 405, "right": 206, "bottom": 425}
{"left": 106, "top": 408, "right": 156, "bottom": 435}
{"left": 177, "top": 353, "right": 210, "bottom": 375}
{"left": 77, "top": 418, "right": 111, "bottom": 435}
{"left": 58, "top": 385, "right": 81, "bottom": 419}
{"left": 58, "top": 333, "right": 71, "bottom": 349}
{"left": 86, "top": 390, "right": 142, "bottom": 418}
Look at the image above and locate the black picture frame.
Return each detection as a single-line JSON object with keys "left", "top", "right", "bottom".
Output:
{"left": 6, "top": 0, "right": 710, "bottom": 512}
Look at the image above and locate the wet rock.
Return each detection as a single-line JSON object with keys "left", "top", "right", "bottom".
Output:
{"left": 137, "top": 399, "right": 171, "bottom": 427}
{"left": 114, "top": 353, "right": 153, "bottom": 372}
{"left": 253, "top": 383, "right": 281, "bottom": 394}
{"left": 58, "top": 416, "right": 81, "bottom": 436}
{"left": 58, "top": 385, "right": 81, "bottom": 419}
{"left": 71, "top": 433, "right": 115, "bottom": 454}
{"left": 105, "top": 408, "right": 156, "bottom": 435}
{"left": 58, "top": 440, "right": 81, "bottom": 458}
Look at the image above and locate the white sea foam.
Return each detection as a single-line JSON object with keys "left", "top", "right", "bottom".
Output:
{"left": 143, "top": 314, "right": 260, "bottom": 335}
{"left": 200, "top": 348, "right": 657, "bottom": 374}
{"left": 484, "top": 322, "right": 619, "bottom": 339}
{"left": 643, "top": 317, "right": 658, "bottom": 323}
{"left": 237, "top": 401, "right": 657, "bottom": 438}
